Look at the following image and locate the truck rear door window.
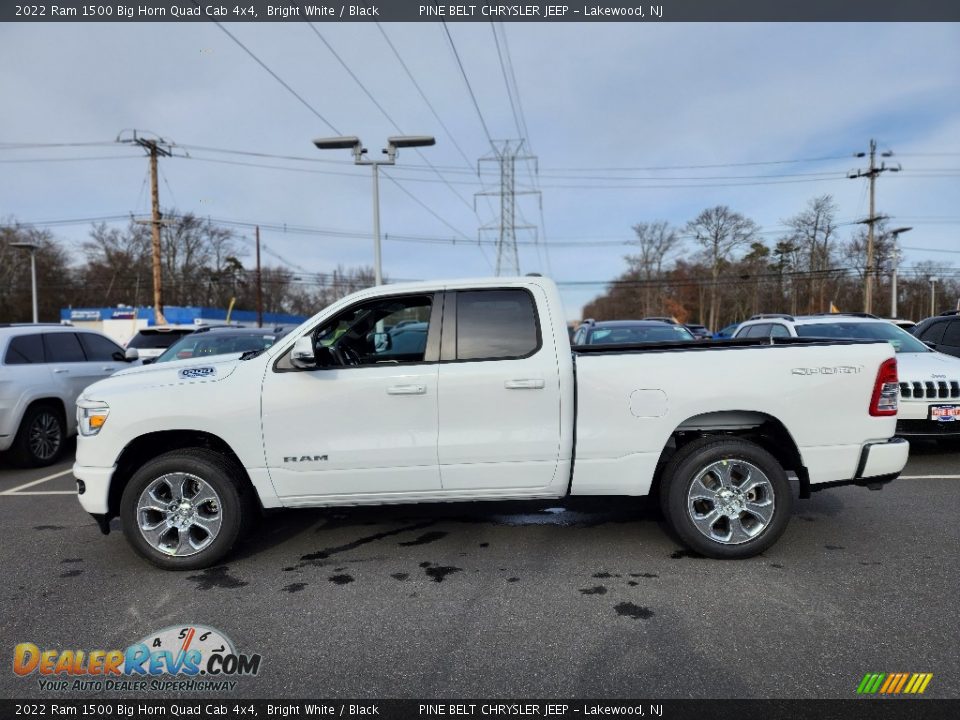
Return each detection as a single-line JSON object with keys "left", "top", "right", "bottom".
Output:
{"left": 455, "top": 289, "right": 540, "bottom": 360}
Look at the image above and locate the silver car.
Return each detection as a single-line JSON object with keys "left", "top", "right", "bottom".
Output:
{"left": 0, "top": 325, "right": 138, "bottom": 466}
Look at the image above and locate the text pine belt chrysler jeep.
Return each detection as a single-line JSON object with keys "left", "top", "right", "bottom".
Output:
{"left": 73, "top": 277, "right": 909, "bottom": 569}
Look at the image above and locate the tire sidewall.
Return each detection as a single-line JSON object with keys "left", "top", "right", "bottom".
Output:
{"left": 665, "top": 440, "right": 792, "bottom": 559}
{"left": 15, "top": 405, "right": 65, "bottom": 467}
{"left": 120, "top": 452, "right": 244, "bottom": 570}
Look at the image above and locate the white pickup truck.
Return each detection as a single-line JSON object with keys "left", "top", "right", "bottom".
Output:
{"left": 74, "top": 277, "right": 909, "bottom": 569}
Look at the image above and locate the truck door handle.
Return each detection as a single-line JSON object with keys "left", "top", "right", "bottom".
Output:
{"left": 387, "top": 384, "right": 427, "bottom": 395}
{"left": 52, "top": 368, "right": 70, "bottom": 374}
{"left": 101, "top": 366, "right": 116, "bottom": 371}
{"left": 505, "top": 378, "right": 545, "bottom": 390}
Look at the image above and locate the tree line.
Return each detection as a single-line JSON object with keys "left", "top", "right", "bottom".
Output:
{"left": 582, "top": 195, "right": 958, "bottom": 329}
{"left": 0, "top": 214, "right": 377, "bottom": 323}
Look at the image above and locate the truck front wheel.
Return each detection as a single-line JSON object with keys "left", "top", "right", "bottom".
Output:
{"left": 660, "top": 437, "right": 792, "bottom": 559}
{"left": 119, "top": 449, "right": 248, "bottom": 570}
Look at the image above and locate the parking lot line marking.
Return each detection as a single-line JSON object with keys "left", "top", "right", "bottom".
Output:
{"left": 3, "top": 491, "right": 76, "bottom": 495}
{"left": 0, "top": 469, "right": 73, "bottom": 495}
{"left": 899, "top": 474, "right": 960, "bottom": 479}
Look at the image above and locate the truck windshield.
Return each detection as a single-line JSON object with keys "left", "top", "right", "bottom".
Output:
{"left": 795, "top": 322, "right": 929, "bottom": 353}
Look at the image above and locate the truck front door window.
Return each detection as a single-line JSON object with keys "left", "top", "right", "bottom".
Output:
{"left": 316, "top": 295, "right": 433, "bottom": 366}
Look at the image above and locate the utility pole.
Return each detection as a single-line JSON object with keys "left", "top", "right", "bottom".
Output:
{"left": 930, "top": 277, "right": 938, "bottom": 317}
{"left": 475, "top": 139, "right": 539, "bottom": 276}
{"left": 121, "top": 131, "right": 174, "bottom": 325}
{"left": 848, "top": 140, "right": 900, "bottom": 314}
{"left": 255, "top": 225, "right": 263, "bottom": 328}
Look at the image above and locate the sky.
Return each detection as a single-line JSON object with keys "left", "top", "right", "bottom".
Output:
{"left": 1, "top": 20, "right": 959, "bottom": 319}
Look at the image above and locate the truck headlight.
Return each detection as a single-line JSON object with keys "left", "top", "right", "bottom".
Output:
{"left": 77, "top": 399, "right": 110, "bottom": 436}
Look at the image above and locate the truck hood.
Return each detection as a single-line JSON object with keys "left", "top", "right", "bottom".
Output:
{"left": 81, "top": 356, "right": 242, "bottom": 400}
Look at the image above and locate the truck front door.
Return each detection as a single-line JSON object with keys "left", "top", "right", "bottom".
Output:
{"left": 261, "top": 293, "right": 442, "bottom": 501}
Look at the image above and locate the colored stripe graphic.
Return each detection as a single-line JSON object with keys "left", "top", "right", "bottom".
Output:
{"left": 858, "top": 672, "right": 933, "bottom": 694}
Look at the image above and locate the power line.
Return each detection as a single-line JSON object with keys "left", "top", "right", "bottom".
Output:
{"left": 376, "top": 22, "right": 478, "bottom": 175}
{"left": 306, "top": 23, "right": 477, "bottom": 215}
{"left": 442, "top": 22, "right": 494, "bottom": 146}
{"left": 209, "top": 20, "right": 341, "bottom": 134}
{"left": 491, "top": 23, "right": 524, "bottom": 141}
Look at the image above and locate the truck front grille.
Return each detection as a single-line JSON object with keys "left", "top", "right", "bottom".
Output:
{"left": 899, "top": 379, "right": 960, "bottom": 400}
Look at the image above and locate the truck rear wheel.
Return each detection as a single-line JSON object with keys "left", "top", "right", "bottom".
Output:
{"left": 119, "top": 449, "right": 248, "bottom": 570}
{"left": 660, "top": 437, "right": 792, "bottom": 559}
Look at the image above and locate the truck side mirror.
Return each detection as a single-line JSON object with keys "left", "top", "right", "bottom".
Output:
{"left": 290, "top": 336, "right": 317, "bottom": 369}
{"left": 124, "top": 347, "right": 140, "bottom": 362}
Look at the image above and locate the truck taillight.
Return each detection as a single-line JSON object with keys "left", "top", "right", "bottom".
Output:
{"left": 869, "top": 358, "right": 899, "bottom": 416}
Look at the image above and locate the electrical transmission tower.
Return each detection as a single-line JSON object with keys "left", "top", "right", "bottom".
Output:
{"left": 475, "top": 140, "right": 539, "bottom": 276}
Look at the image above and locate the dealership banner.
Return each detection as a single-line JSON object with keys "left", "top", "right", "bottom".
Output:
{"left": 1, "top": 700, "right": 959, "bottom": 718}
{"left": 5, "top": 0, "right": 960, "bottom": 23}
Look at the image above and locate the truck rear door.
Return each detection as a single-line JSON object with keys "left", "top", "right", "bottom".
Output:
{"left": 437, "top": 287, "right": 563, "bottom": 491}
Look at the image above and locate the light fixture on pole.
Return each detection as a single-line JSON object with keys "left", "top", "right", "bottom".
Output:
{"left": 312, "top": 135, "right": 436, "bottom": 286}
{"left": 887, "top": 226, "right": 912, "bottom": 318}
{"left": 10, "top": 241, "right": 39, "bottom": 323}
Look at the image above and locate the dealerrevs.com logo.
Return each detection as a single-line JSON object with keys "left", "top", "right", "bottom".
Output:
{"left": 857, "top": 672, "right": 934, "bottom": 695}
{"left": 13, "top": 625, "right": 262, "bottom": 693}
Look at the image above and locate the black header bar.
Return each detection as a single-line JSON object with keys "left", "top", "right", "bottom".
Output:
{"left": 5, "top": 0, "right": 960, "bottom": 23}
{"left": 2, "top": 700, "right": 959, "bottom": 719}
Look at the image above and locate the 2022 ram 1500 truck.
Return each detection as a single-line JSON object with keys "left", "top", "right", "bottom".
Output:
{"left": 74, "top": 277, "right": 909, "bottom": 569}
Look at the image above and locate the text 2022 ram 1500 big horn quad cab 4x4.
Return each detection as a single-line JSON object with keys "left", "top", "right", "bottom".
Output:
{"left": 73, "top": 277, "right": 909, "bottom": 569}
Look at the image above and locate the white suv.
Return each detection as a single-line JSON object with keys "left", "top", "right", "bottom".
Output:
{"left": 734, "top": 313, "right": 960, "bottom": 443}
{"left": 0, "top": 325, "right": 138, "bottom": 466}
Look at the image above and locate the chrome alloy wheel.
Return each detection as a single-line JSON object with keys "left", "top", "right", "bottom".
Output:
{"left": 686, "top": 459, "right": 775, "bottom": 545}
{"left": 136, "top": 473, "right": 223, "bottom": 556}
{"left": 29, "top": 411, "right": 62, "bottom": 461}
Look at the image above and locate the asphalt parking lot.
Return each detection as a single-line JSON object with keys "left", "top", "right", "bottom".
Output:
{"left": 0, "top": 441, "right": 957, "bottom": 700}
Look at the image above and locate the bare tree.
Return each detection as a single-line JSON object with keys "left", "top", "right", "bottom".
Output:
{"left": 685, "top": 206, "right": 759, "bottom": 330}
{"left": 782, "top": 195, "right": 839, "bottom": 313}
{"left": 0, "top": 222, "right": 77, "bottom": 322}
{"left": 625, "top": 221, "right": 680, "bottom": 316}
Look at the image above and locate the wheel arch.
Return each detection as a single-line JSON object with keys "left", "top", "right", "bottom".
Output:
{"left": 650, "top": 410, "right": 809, "bottom": 502}
{"left": 107, "top": 430, "right": 258, "bottom": 518}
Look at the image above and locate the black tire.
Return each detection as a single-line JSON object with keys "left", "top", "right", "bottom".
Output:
{"left": 10, "top": 403, "right": 66, "bottom": 467}
{"left": 120, "top": 448, "right": 250, "bottom": 570}
{"left": 660, "top": 436, "right": 793, "bottom": 559}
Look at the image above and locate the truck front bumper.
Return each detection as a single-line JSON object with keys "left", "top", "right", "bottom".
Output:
{"left": 74, "top": 463, "right": 115, "bottom": 515}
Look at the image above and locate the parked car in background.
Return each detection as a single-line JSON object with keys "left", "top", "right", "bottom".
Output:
{"left": 151, "top": 326, "right": 290, "bottom": 364}
{"left": 713, "top": 323, "right": 741, "bottom": 339}
{"left": 0, "top": 324, "right": 139, "bottom": 466}
{"left": 911, "top": 311, "right": 960, "bottom": 360}
{"left": 685, "top": 323, "right": 712, "bottom": 340}
{"left": 734, "top": 312, "right": 960, "bottom": 444}
{"left": 126, "top": 325, "right": 197, "bottom": 361}
{"left": 886, "top": 318, "right": 916, "bottom": 331}
{"left": 573, "top": 319, "right": 696, "bottom": 345}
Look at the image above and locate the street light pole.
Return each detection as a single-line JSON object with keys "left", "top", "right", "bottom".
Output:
{"left": 10, "top": 242, "right": 39, "bottom": 323}
{"left": 887, "top": 227, "right": 912, "bottom": 318}
{"left": 371, "top": 162, "right": 382, "bottom": 287}
{"left": 930, "top": 277, "right": 938, "bottom": 317}
{"left": 313, "top": 135, "right": 436, "bottom": 286}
